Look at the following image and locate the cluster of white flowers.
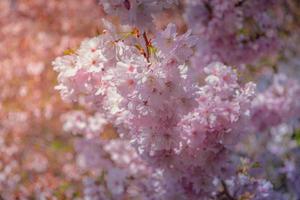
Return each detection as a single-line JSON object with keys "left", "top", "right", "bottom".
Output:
{"left": 53, "top": 24, "right": 257, "bottom": 198}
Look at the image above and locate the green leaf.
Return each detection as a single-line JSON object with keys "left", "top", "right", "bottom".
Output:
{"left": 50, "top": 139, "right": 72, "bottom": 152}
{"left": 250, "top": 161, "right": 261, "bottom": 169}
{"left": 292, "top": 129, "right": 300, "bottom": 146}
{"left": 148, "top": 45, "right": 157, "bottom": 56}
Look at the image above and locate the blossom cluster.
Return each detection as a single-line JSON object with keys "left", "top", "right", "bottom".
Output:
{"left": 223, "top": 173, "right": 284, "bottom": 200}
{"left": 53, "top": 23, "right": 257, "bottom": 198}
{"left": 99, "top": 0, "right": 178, "bottom": 29}
{"left": 62, "top": 111, "right": 164, "bottom": 199}
{"left": 185, "top": 0, "right": 280, "bottom": 66}
{"left": 251, "top": 74, "right": 300, "bottom": 132}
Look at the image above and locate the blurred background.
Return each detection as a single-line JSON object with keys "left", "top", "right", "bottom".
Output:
{"left": 0, "top": 0, "right": 104, "bottom": 198}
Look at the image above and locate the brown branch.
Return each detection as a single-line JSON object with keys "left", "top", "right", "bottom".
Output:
{"left": 221, "top": 180, "right": 235, "bottom": 200}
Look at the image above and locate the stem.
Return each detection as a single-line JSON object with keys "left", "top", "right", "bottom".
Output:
{"left": 221, "top": 180, "right": 235, "bottom": 200}
{"left": 143, "top": 32, "right": 151, "bottom": 62}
